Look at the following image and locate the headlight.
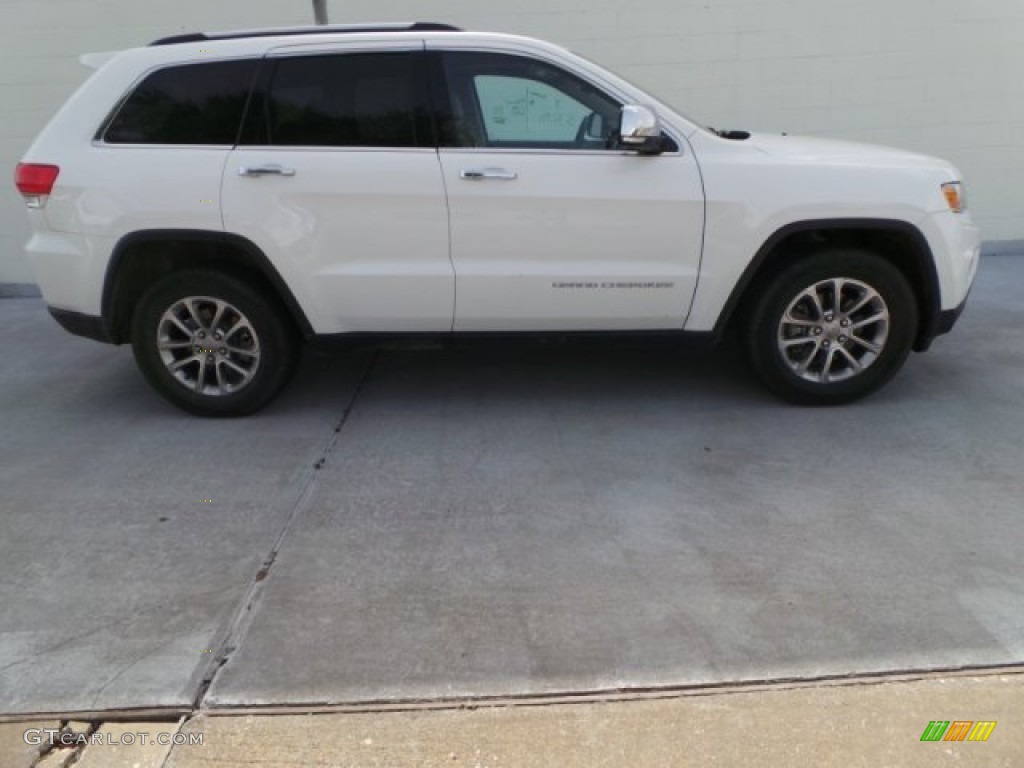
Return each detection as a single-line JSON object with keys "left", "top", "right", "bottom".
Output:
{"left": 942, "top": 181, "right": 966, "bottom": 213}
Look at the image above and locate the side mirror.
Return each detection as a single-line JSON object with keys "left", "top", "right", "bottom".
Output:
{"left": 617, "top": 105, "right": 665, "bottom": 154}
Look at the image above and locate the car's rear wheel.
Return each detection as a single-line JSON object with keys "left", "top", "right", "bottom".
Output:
{"left": 131, "top": 270, "right": 299, "bottom": 416}
{"left": 743, "top": 249, "right": 918, "bottom": 405}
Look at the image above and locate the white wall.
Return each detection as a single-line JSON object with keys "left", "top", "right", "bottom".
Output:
{"left": 0, "top": 0, "right": 310, "bottom": 283}
{"left": 3, "top": 0, "right": 1022, "bottom": 282}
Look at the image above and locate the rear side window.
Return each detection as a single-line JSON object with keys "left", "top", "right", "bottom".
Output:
{"left": 255, "top": 53, "right": 424, "bottom": 148}
{"left": 103, "top": 60, "right": 257, "bottom": 145}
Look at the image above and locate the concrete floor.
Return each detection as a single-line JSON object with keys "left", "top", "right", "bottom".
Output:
{"left": 1, "top": 256, "right": 1022, "bottom": 717}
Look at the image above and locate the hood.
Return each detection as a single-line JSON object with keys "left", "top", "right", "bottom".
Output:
{"left": 745, "top": 132, "right": 951, "bottom": 172}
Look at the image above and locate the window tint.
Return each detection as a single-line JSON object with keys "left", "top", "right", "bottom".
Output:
{"left": 474, "top": 76, "right": 590, "bottom": 143}
{"left": 441, "top": 52, "right": 620, "bottom": 150}
{"left": 104, "top": 60, "right": 256, "bottom": 145}
{"left": 263, "top": 53, "right": 422, "bottom": 147}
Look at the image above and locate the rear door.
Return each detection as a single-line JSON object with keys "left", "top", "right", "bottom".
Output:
{"left": 221, "top": 43, "right": 453, "bottom": 334}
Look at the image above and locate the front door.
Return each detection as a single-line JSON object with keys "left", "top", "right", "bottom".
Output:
{"left": 431, "top": 49, "right": 705, "bottom": 332}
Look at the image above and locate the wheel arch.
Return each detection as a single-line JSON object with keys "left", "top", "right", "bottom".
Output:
{"left": 102, "top": 229, "right": 313, "bottom": 344}
{"left": 714, "top": 219, "right": 941, "bottom": 352}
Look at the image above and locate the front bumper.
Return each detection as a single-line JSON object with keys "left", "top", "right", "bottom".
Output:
{"left": 913, "top": 285, "right": 972, "bottom": 353}
{"left": 935, "top": 294, "right": 970, "bottom": 336}
{"left": 913, "top": 210, "right": 980, "bottom": 351}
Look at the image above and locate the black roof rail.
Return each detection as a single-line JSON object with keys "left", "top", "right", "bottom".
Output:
{"left": 151, "top": 22, "right": 462, "bottom": 46}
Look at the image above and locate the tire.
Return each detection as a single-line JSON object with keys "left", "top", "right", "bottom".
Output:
{"left": 742, "top": 249, "right": 918, "bottom": 405}
{"left": 131, "top": 270, "right": 299, "bottom": 416}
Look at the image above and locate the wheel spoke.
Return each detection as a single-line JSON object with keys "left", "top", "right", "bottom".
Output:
{"left": 780, "top": 336, "right": 816, "bottom": 349}
{"left": 821, "top": 347, "right": 840, "bottom": 382}
{"left": 837, "top": 346, "right": 863, "bottom": 373}
{"left": 158, "top": 339, "right": 193, "bottom": 351}
{"left": 214, "top": 360, "right": 228, "bottom": 393}
{"left": 844, "top": 292, "right": 874, "bottom": 316}
{"left": 182, "top": 299, "right": 206, "bottom": 331}
{"left": 167, "top": 313, "right": 193, "bottom": 337}
{"left": 831, "top": 279, "right": 844, "bottom": 315}
{"left": 194, "top": 357, "right": 207, "bottom": 392}
{"left": 221, "top": 358, "right": 251, "bottom": 378}
{"left": 800, "top": 287, "right": 826, "bottom": 320}
{"left": 226, "top": 344, "right": 258, "bottom": 358}
{"left": 793, "top": 340, "right": 823, "bottom": 375}
{"left": 848, "top": 334, "right": 881, "bottom": 354}
{"left": 851, "top": 311, "right": 886, "bottom": 330}
{"left": 209, "top": 301, "right": 228, "bottom": 334}
{"left": 169, "top": 355, "right": 198, "bottom": 372}
{"left": 782, "top": 314, "right": 819, "bottom": 328}
{"left": 223, "top": 318, "right": 253, "bottom": 342}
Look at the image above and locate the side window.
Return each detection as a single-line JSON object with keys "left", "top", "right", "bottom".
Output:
{"left": 103, "top": 60, "right": 257, "bottom": 145}
{"left": 440, "top": 52, "right": 620, "bottom": 150}
{"left": 261, "top": 53, "right": 423, "bottom": 148}
{"left": 474, "top": 76, "right": 590, "bottom": 143}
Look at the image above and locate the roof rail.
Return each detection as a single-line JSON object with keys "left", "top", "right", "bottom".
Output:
{"left": 150, "top": 22, "right": 462, "bottom": 46}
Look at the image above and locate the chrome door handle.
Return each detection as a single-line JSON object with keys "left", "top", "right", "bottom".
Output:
{"left": 460, "top": 167, "right": 518, "bottom": 181}
{"left": 239, "top": 164, "right": 296, "bottom": 177}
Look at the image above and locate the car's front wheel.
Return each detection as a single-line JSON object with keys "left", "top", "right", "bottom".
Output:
{"left": 131, "top": 270, "right": 299, "bottom": 416}
{"left": 743, "top": 249, "right": 918, "bottom": 405}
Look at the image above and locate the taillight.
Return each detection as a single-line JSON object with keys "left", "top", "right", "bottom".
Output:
{"left": 15, "top": 163, "right": 60, "bottom": 198}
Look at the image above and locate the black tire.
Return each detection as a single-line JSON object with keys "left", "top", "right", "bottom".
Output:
{"left": 131, "top": 270, "right": 300, "bottom": 416}
{"left": 742, "top": 249, "right": 918, "bottom": 405}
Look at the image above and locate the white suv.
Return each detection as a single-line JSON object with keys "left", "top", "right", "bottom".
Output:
{"left": 15, "top": 23, "right": 980, "bottom": 416}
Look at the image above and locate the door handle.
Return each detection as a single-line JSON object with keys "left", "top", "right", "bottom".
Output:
{"left": 460, "top": 168, "right": 518, "bottom": 181}
{"left": 239, "top": 164, "right": 296, "bottom": 177}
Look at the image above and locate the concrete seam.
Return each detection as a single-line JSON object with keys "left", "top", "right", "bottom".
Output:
{"left": 190, "top": 350, "right": 380, "bottom": 711}
{"left": 196, "top": 661, "right": 1024, "bottom": 716}
{"left": 28, "top": 720, "right": 97, "bottom": 768}
{"left": 3, "top": 661, "right": 1021, "bottom": 722}
{"left": 155, "top": 714, "right": 188, "bottom": 768}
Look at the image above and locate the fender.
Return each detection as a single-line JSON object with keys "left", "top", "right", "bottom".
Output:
{"left": 103, "top": 229, "right": 314, "bottom": 341}
{"left": 710, "top": 218, "right": 941, "bottom": 350}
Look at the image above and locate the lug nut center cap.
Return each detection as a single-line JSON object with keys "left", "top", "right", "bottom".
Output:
{"left": 823, "top": 320, "right": 844, "bottom": 341}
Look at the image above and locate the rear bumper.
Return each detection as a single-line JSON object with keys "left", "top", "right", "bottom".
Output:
{"left": 48, "top": 307, "right": 114, "bottom": 343}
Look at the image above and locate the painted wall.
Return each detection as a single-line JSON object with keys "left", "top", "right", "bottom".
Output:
{"left": 2, "top": 0, "right": 1021, "bottom": 282}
